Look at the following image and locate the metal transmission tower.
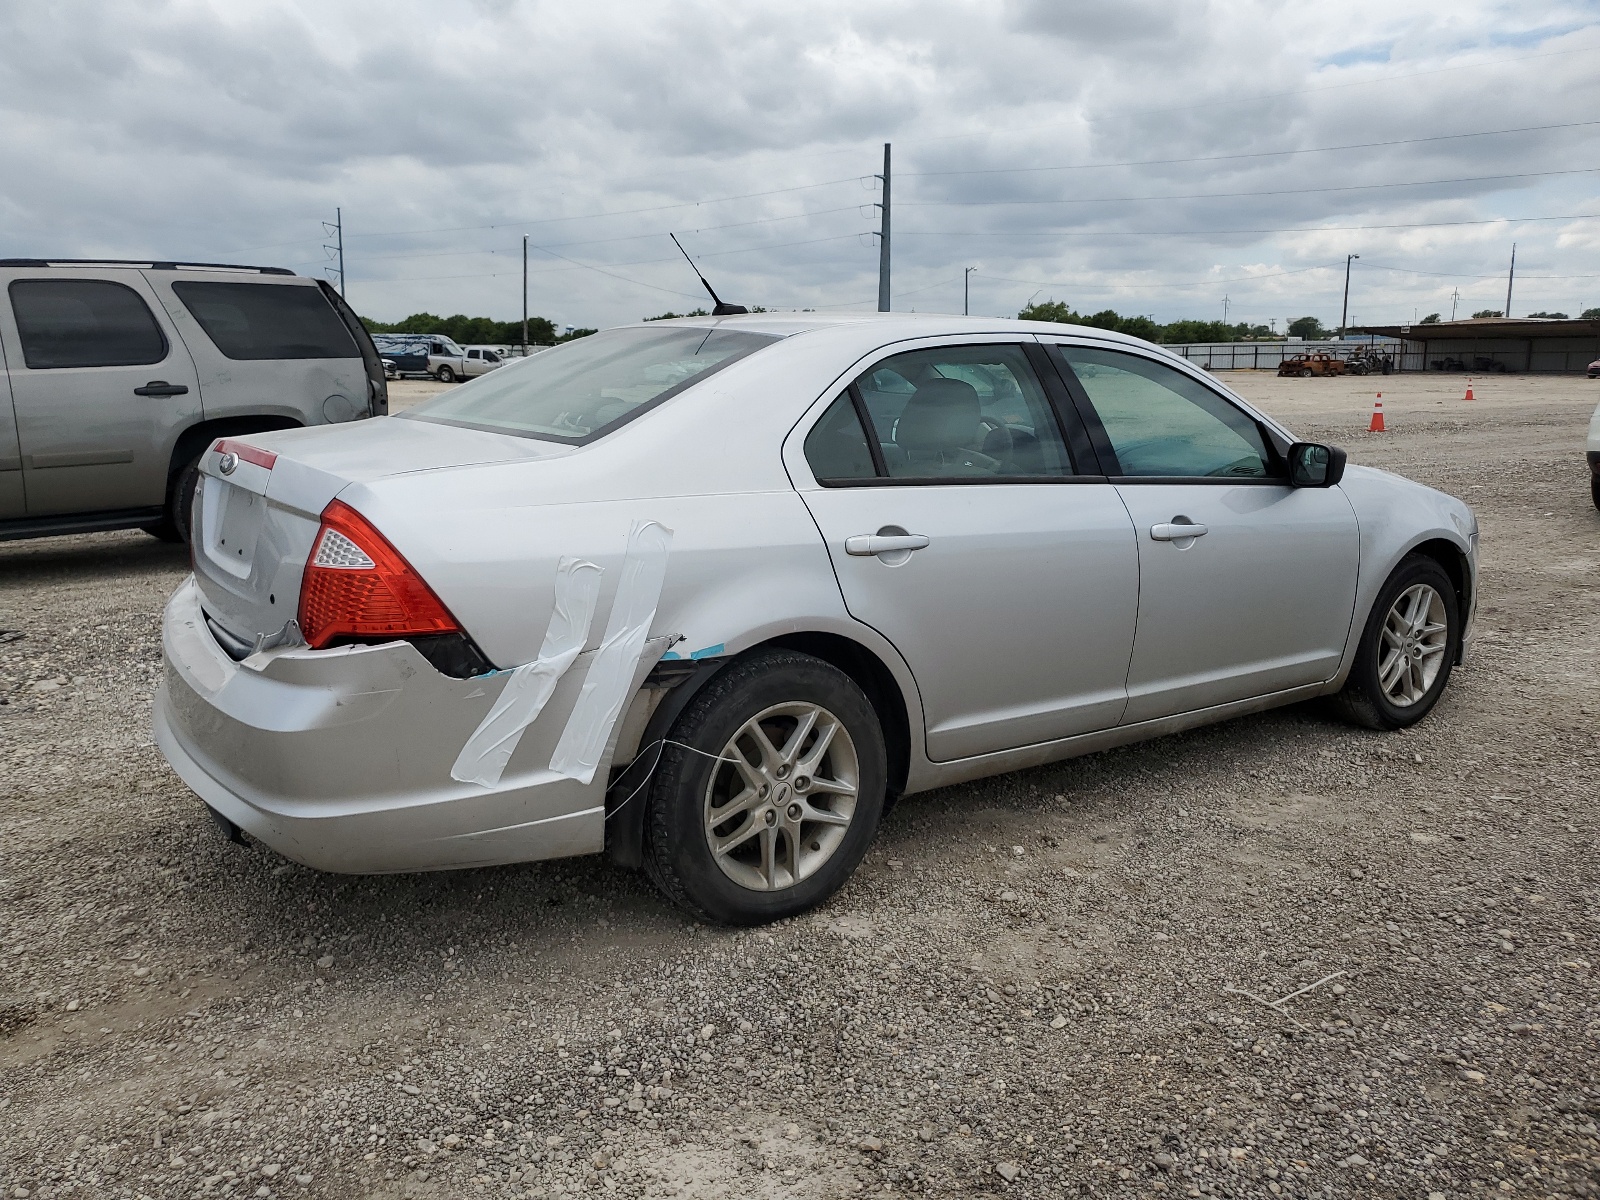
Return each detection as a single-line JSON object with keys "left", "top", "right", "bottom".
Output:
{"left": 522, "top": 235, "right": 529, "bottom": 356}
{"left": 964, "top": 266, "right": 976, "bottom": 316}
{"left": 875, "top": 144, "right": 891, "bottom": 312}
{"left": 1450, "top": 288, "right": 1461, "bottom": 321}
{"left": 322, "top": 209, "right": 346, "bottom": 298}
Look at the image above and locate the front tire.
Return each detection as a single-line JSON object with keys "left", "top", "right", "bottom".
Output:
{"left": 1591, "top": 473, "right": 1600, "bottom": 511}
{"left": 643, "top": 650, "right": 887, "bottom": 925}
{"left": 1332, "top": 554, "right": 1460, "bottom": 730}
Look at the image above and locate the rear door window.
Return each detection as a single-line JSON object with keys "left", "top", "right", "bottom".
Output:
{"left": 8, "top": 279, "right": 168, "bottom": 369}
{"left": 172, "top": 281, "right": 358, "bottom": 360}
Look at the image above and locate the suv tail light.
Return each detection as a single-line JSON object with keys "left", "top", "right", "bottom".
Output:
{"left": 299, "top": 500, "right": 460, "bottom": 649}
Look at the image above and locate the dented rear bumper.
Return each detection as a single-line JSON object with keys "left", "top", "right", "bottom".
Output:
{"left": 154, "top": 577, "right": 617, "bottom": 873}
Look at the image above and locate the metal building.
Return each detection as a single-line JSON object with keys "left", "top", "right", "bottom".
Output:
{"left": 1353, "top": 316, "right": 1600, "bottom": 374}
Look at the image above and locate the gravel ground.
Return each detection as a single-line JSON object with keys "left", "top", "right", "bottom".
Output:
{"left": 2, "top": 371, "right": 1597, "bottom": 1200}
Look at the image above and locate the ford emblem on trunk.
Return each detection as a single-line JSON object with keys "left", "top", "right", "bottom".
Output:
{"left": 218, "top": 452, "right": 239, "bottom": 475}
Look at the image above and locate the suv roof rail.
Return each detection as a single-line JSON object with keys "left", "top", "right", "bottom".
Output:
{"left": 0, "top": 258, "right": 296, "bottom": 275}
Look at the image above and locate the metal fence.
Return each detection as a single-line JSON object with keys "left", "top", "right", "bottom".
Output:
{"left": 1165, "top": 338, "right": 1404, "bottom": 371}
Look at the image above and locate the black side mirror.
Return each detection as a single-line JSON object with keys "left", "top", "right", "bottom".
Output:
{"left": 1288, "top": 442, "right": 1347, "bottom": 488}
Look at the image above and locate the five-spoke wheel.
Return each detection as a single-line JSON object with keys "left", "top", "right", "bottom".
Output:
{"left": 1333, "top": 553, "right": 1460, "bottom": 730}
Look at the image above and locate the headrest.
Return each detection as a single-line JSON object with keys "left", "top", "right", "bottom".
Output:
{"left": 896, "top": 377, "right": 980, "bottom": 452}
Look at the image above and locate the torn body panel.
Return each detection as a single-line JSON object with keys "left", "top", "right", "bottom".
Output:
{"left": 156, "top": 576, "right": 669, "bottom": 873}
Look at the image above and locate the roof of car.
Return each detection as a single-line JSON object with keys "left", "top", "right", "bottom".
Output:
{"left": 0, "top": 258, "right": 297, "bottom": 275}
{"left": 628, "top": 310, "right": 1158, "bottom": 348}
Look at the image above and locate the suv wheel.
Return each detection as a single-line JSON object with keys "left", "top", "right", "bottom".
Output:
{"left": 1332, "top": 554, "right": 1460, "bottom": 730}
{"left": 643, "top": 650, "right": 887, "bottom": 925}
{"left": 434, "top": 365, "right": 456, "bottom": 383}
{"left": 142, "top": 453, "right": 202, "bottom": 544}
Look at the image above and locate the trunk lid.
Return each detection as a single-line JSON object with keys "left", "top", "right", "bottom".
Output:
{"left": 191, "top": 417, "right": 566, "bottom": 650}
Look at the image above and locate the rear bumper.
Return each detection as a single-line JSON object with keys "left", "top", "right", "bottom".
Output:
{"left": 154, "top": 577, "right": 613, "bottom": 873}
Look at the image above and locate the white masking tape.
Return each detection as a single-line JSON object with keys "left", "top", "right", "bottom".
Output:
{"left": 450, "top": 556, "right": 603, "bottom": 789}
{"left": 549, "top": 520, "right": 673, "bottom": 784}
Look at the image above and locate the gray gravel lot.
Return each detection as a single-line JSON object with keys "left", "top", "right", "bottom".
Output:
{"left": 2, "top": 372, "right": 1597, "bottom": 1200}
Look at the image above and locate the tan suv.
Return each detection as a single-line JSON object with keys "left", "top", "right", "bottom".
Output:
{"left": 0, "top": 259, "right": 386, "bottom": 543}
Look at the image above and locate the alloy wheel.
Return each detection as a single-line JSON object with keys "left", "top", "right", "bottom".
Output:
{"left": 702, "top": 701, "right": 859, "bottom": 892}
{"left": 1377, "top": 583, "right": 1449, "bottom": 706}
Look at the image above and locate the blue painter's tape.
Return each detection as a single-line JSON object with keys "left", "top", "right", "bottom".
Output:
{"left": 661, "top": 650, "right": 682, "bottom": 660}
{"left": 688, "top": 643, "right": 725, "bottom": 660}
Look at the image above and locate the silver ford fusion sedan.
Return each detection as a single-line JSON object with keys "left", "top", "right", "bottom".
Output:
{"left": 156, "top": 314, "right": 1477, "bottom": 924}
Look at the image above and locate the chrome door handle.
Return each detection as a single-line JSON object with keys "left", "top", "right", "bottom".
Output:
{"left": 845, "top": 533, "right": 930, "bottom": 556}
{"left": 1150, "top": 522, "right": 1208, "bottom": 541}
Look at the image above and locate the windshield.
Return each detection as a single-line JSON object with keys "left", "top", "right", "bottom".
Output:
{"left": 400, "top": 325, "right": 776, "bottom": 443}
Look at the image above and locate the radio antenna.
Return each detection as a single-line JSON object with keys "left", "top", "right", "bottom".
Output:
{"left": 669, "top": 233, "right": 747, "bottom": 316}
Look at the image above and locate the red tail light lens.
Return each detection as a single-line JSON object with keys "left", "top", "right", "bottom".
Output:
{"left": 298, "top": 500, "right": 460, "bottom": 650}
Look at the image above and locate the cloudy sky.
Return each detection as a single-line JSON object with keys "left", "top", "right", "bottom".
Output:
{"left": 4, "top": 0, "right": 1600, "bottom": 331}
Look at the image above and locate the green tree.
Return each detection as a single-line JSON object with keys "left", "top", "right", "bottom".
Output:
{"left": 1471, "top": 309, "right": 1503, "bottom": 319}
{"left": 361, "top": 311, "right": 559, "bottom": 344}
{"left": 1526, "top": 311, "right": 1568, "bottom": 319}
{"left": 1583, "top": 307, "right": 1600, "bottom": 319}
{"left": 643, "top": 309, "right": 710, "bottom": 321}
{"left": 1286, "top": 316, "right": 1327, "bottom": 339}
{"left": 1419, "top": 313, "right": 1442, "bottom": 324}
{"left": 556, "top": 328, "right": 597, "bottom": 342}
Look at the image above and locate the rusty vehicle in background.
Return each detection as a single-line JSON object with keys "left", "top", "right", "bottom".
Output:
{"left": 1278, "top": 353, "right": 1346, "bottom": 378}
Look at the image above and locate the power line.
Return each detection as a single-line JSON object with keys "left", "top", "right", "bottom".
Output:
{"left": 902, "top": 166, "right": 1600, "bottom": 209}
{"left": 903, "top": 118, "right": 1600, "bottom": 179}
{"left": 896, "top": 211, "right": 1600, "bottom": 239}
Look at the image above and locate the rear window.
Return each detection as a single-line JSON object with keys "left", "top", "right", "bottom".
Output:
{"left": 402, "top": 326, "right": 776, "bottom": 443}
{"left": 8, "top": 279, "right": 168, "bottom": 369}
{"left": 173, "top": 281, "right": 358, "bottom": 360}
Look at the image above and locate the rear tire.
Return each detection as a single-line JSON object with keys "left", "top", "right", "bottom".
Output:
{"left": 1299, "top": 367, "right": 1314, "bottom": 378}
{"left": 643, "top": 649, "right": 886, "bottom": 925}
{"left": 1332, "top": 554, "right": 1460, "bottom": 731}
{"left": 435, "top": 365, "right": 456, "bottom": 383}
{"left": 1591, "top": 474, "right": 1600, "bottom": 511}
{"left": 142, "top": 454, "right": 201, "bottom": 544}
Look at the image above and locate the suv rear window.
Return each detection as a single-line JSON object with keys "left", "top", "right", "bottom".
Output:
{"left": 8, "top": 279, "right": 168, "bottom": 369}
{"left": 173, "top": 281, "right": 358, "bottom": 360}
{"left": 402, "top": 326, "right": 776, "bottom": 444}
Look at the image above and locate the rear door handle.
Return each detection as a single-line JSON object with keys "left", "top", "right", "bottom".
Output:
{"left": 133, "top": 381, "right": 189, "bottom": 397}
{"left": 845, "top": 533, "right": 931, "bottom": 556}
{"left": 1150, "top": 522, "right": 1208, "bottom": 541}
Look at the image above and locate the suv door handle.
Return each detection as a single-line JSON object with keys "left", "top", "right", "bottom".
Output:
{"left": 1150, "top": 521, "right": 1208, "bottom": 541}
{"left": 133, "top": 381, "right": 190, "bottom": 397}
{"left": 845, "top": 533, "right": 930, "bottom": 556}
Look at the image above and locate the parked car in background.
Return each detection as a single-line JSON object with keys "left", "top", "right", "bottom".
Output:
{"left": 371, "top": 333, "right": 473, "bottom": 382}
{"left": 462, "top": 346, "right": 505, "bottom": 377}
{"left": 0, "top": 259, "right": 385, "bottom": 543}
{"left": 1586, "top": 357, "right": 1599, "bottom": 379}
{"left": 1278, "top": 353, "right": 1345, "bottom": 378}
{"left": 156, "top": 313, "right": 1478, "bottom": 925}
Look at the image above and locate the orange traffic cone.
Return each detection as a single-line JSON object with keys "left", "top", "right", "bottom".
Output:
{"left": 1463, "top": 378, "right": 1475, "bottom": 401}
{"left": 1368, "top": 394, "right": 1386, "bottom": 432}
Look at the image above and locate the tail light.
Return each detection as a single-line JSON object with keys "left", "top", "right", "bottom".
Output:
{"left": 298, "top": 500, "right": 460, "bottom": 650}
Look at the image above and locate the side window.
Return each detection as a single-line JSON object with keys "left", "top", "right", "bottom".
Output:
{"left": 467, "top": 349, "right": 481, "bottom": 360}
{"left": 172, "top": 282, "right": 358, "bottom": 361}
{"left": 857, "top": 344, "right": 1074, "bottom": 479}
{"left": 1057, "top": 346, "right": 1273, "bottom": 479}
{"left": 803, "top": 393, "right": 877, "bottom": 482}
{"left": 9, "top": 279, "right": 167, "bottom": 369}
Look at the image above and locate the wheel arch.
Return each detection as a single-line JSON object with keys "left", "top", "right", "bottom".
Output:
{"left": 1407, "top": 536, "right": 1473, "bottom": 664}
{"left": 604, "top": 630, "right": 914, "bottom": 873}
{"left": 167, "top": 415, "right": 303, "bottom": 486}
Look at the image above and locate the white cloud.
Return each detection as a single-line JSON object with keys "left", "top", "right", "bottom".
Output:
{"left": 1, "top": 0, "right": 1598, "bottom": 327}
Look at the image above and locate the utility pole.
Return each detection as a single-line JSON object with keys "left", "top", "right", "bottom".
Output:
{"left": 1340, "top": 253, "right": 1359, "bottom": 336}
{"left": 522, "top": 235, "right": 529, "bottom": 356}
{"left": 1504, "top": 243, "right": 1516, "bottom": 317}
{"left": 1450, "top": 287, "right": 1461, "bottom": 321}
{"left": 964, "top": 267, "right": 976, "bottom": 316}
{"left": 876, "top": 143, "right": 891, "bottom": 312}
